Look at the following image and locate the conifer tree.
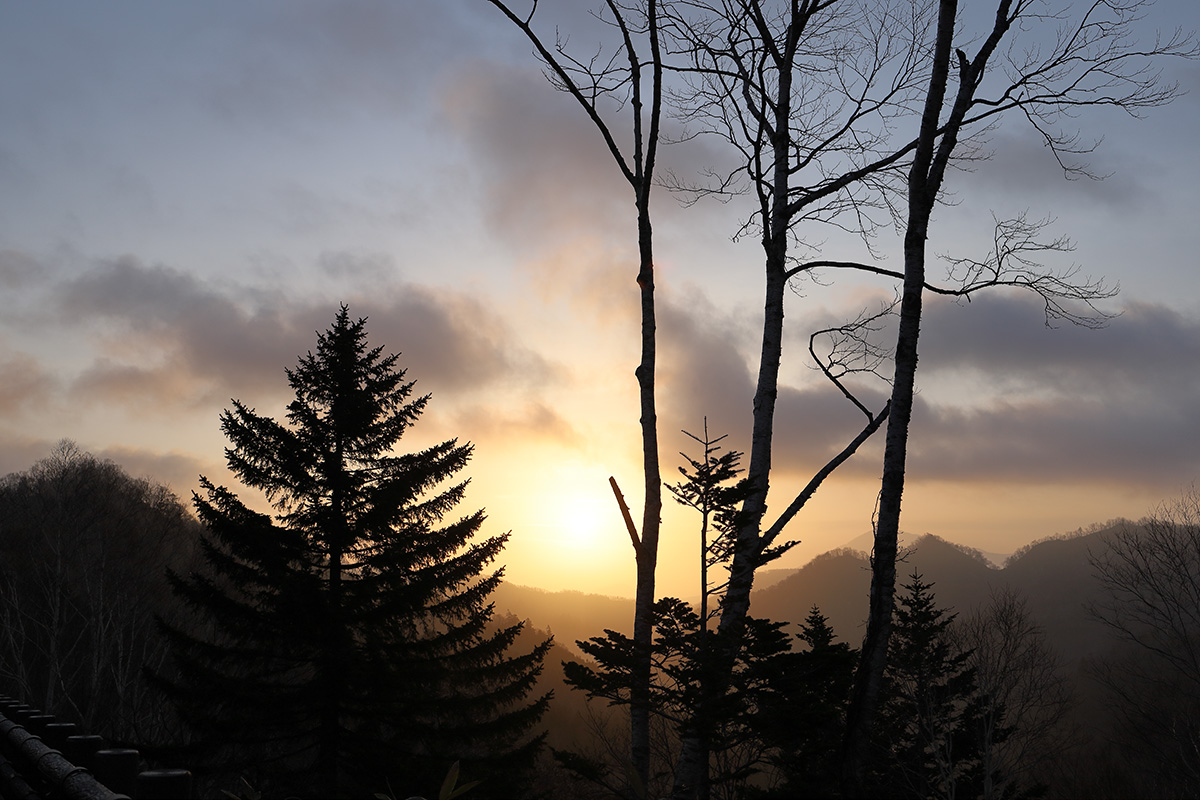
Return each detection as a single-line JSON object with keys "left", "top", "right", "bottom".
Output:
{"left": 666, "top": 421, "right": 747, "bottom": 629}
{"left": 562, "top": 425, "right": 782, "bottom": 798}
{"left": 872, "top": 574, "right": 996, "bottom": 800}
{"left": 752, "top": 606, "right": 858, "bottom": 799}
{"left": 152, "top": 306, "right": 550, "bottom": 799}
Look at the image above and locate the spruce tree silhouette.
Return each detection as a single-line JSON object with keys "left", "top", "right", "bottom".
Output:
{"left": 871, "top": 574, "right": 1000, "bottom": 800}
{"left": 151, "top": 306, "right": 550, "bottom": 799}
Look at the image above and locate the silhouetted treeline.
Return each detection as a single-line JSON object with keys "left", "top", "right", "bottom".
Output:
{"left": 3, "top": 441, "right": 1199, "bottom": 796}
{"left": 0, "top": 439, "right": 202, "bottom": 744}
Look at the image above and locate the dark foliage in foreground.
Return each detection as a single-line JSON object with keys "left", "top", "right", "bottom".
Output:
{"left": 150, "top": 307, "right": 550, "bottom": 798}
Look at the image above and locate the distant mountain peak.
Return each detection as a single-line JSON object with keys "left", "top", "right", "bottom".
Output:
{"left": 842, "top": 530, "right": 1009, "bottom": 568}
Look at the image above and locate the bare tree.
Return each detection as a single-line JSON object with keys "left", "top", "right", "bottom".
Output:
{"left": 0, "top": 440, "right": 200, "bottom": 742}
{"left": 839, "top": 1, "right": 1193, "bottom": 789}
{"left": 487, "top": 2, "right": 666, "bottom": 793}
{"left": 1090, "top": 488, "right": 1200, "bottom": 796}
{"left": 493, "top": 2, "right": 1191, "bottom": 796}
{"left": 954, "top": 588, "right": 1077, "bottom": 799}
{"left": 658, "top": 2, "right": 932, "bottom": 790}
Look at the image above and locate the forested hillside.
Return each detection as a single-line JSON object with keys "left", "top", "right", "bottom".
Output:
{"left": 496, "top": 529, "right": 1116, "bottom": 668}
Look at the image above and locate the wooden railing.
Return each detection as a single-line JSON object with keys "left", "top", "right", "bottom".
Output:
{"left": 0, "top": 696, "right": 191, "bottom": 800}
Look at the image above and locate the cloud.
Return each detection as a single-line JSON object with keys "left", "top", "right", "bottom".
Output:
{"left": 0, "top": 434, "right": 62, "bottom": 480}
{"left": 919, "top": 294, "right": 1200, "bottom": 399}
{"left": 945, "top": 128, "right": 1153, "bottom": 210}
{"left": 70, "top": 359, "right": 199, "bottom": 411}
{"left": 0, "top": 249, "right": 46, "bottom": 289}
{"left": 773, "top": 293, "right": 1200, "bottom": 488}
{"left": 900, "top": 294, "right": 1200, "bottom": 485}
{"left": 518, "top": 233, "right": 641, "bottom": 327}
{"left": 647, "top": 286, "right": 1200, "bottom": 491}
{"left": 441, "top": 62, "right": 631, "bottom": 248}
{"left": 0, "top": 432, "right": 214, "bottom": 501}
{"left": 201, "top": 1, "right": 475, "bottom": 126}
{"left": 658, "top": 292, "right": 758, "bottom": 442}
{"left": 452, "top": 400, "right": 584, "bottom": 450}
{"left": 92, "top": 443, "right": 213, "bottom": 498}
{"left": 56, "top": 255, "right": 559, "bottom": 410}
{"left": 316, "top": 249, "right": 397, "bottom": 282}
{"left": 903, "top": 394, "right": 1197, "bottom": 485}
{"left": 0, "top": 348, "right": 56, "bottom": 416}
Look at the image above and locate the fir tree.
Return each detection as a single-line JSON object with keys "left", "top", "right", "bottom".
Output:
{"left": 152, "top": 306, "right": 550, "bottom": 799}
{"left": 666, "top": 420, "right": 748, "bottom": 629}
{"left": 871, "top": 574, "right": 995, "bottom": 800}
{"left": 562, "top": 424, "right": 786, "bottom": 799}
{"left": 752, "top": 606, "right": 858, "bottom": 799}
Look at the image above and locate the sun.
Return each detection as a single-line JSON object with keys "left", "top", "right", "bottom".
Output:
{"left": 479, "top": 451, "right": 640, "bottom": 592}
{"left": 539, "top": 461, "right": 627, "bottom": 552}
{"left": 547, "top": 484, "right": 618, "bottom": 551}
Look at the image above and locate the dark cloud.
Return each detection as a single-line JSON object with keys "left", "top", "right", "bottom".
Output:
{"left": 903, "top": 393, "right": 1197, "bottom": 485}
{"left": 57, "top": 256, "right": 558, "bottom": 410}
{"left": 658, "top": 293, "right": 757, "bottom": 444}
{"left": 919, "top": 294, "right": 1200, "bottom": 397}
{"left": 441, "top": 62, "right": 631, "bottom": 247}
{"left": 902, "top": 294, "right": 1200, "bottom": 484}
{"left": 948, "top": 129, "right": 1149, "bottom": 206}
{"left": 651, "top": 286, "right": 1200, "bottom": 490}
{"left": 316, "top": 250, "right": 396, "bottom": 282}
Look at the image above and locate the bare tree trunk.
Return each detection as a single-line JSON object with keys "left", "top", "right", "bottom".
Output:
{"left": 840, "top": 2, "right": 956, "bottom": 790}
{"left": 670, "top": 119, "right": 794, "bottom": 800}
{"left": 487, "top": 4, "right": 663, "bottom": 793}
{"left": 671, "top": 4, "right": 889, "bottom": 792}
{"left": 632, "top": 175, "right": 663, "bottom": 792}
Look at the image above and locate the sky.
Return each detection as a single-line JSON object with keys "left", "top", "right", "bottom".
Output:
{"left": 1, "top": 1, "right": 1198, "bottom": 597}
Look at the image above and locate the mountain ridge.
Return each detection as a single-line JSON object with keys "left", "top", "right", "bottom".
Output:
{"left": 496, "top": 526, "right": 1123, "bottom": 667}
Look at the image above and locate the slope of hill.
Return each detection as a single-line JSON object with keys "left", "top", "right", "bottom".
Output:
{"left": 749, "top": 530, "right": 1116, "bottom": 666}
{"left": 492, "top": 528, "right": 1124, "bottom": 670}
{"left": 1000, "top": 528, "right": 1115, "bottom": 661}
{"left": 491, "top": 582, "right": 634, "bottom": 653}
{"left": 842, "top": 530, "right": 1011, "bottom": 567}
{"left": 748, "top": 535, "right": 1003, "bottom": 645}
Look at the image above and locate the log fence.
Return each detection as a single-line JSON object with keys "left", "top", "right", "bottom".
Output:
{"left": 0, "top": 696, "right": 191, "bottom": 800}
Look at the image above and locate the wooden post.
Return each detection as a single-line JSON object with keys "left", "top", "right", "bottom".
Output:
{"left": 94, "top": 749, "right": 140, "bottom": 797}
{"left": 136, "top": 769, "right": 193, "bottom": 800}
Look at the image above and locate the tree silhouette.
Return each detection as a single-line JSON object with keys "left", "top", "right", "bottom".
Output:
{"left": 1090, "top": 490, "right": 1200, "bottom": 796}
{"left": 841, "top": 0, "right": 1191, "bottom": 780}
{"left": 871, "top": 574, "right": 995, "bottom": 800}
{"left": 954, "top": 588, "right": 1075, "bottom": 799}
{"left": 752, "top": 606, "right": 858, "bottom": 799}
{"left": 152, "top": 306, "right": 550, "bottom": 799}
{"left": 667, "top": 420, "right": 749, "bottom": 633}
{"left": 0, "top": 440, "right": 200, "bottom": 743}
{"left": 562, "top": 426, "right": 780, "bottom": 799}
{"left": 487, "top": 2, "right": 667, "bottom": 789}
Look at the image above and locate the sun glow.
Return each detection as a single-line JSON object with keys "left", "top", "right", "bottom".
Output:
{"left": 542, "top": 462, "right": 621, "bottom": 551}
{"left": 481, "top": 449, "right": 639, "bottom": 593}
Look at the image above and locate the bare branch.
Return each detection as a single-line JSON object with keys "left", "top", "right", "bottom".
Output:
{"left": 808, "top": 297, "right": 898, "bottom": 420}
{"left": 937, "top": 213, "right": 1118, "bottom": 328}
{"left": 760, "top": 399, "right": 890, "bottom": 554}
{"left": 788, "top": 214, "right": 1119, "bottom": 329}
